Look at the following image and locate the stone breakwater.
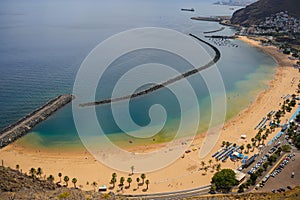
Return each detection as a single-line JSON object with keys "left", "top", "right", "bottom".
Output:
{"left": 0, "top": 94, "right": 74, "bottom": 148}
{"left": 79, "top": 33, "right": 221, "bottom": 107}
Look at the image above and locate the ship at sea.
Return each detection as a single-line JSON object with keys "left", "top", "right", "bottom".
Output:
{"left": 181, "top": 8, "right": 195, "bottom": 12}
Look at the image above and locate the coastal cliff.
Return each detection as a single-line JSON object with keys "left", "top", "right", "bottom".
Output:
{"left": 231, "top": 0, "right": 300, "bottom": 26}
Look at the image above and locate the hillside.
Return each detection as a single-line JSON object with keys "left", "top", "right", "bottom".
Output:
{"left": 1, "top": 166, "right": 300, "bottom": 199}
{"left": 231, "top": 0, "right": 300, "bottom": 26}
{"left": 0, "top": 166, "right": 110, "bottom": 200}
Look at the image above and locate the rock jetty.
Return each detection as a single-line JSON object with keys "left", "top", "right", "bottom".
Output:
{"left": 79, "top": 34, "right": 221, "bottom": 107}
{"left": 0, "top": 94, "right": 74, "bottom": 148}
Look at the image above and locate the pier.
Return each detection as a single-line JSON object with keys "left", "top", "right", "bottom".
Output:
{"left": 0, "top": 94, "right": 74, "bottom": 148}
{"left": 79, "top": 34, "right": 221, "bottom": 107}
{"left": 191, "top": 16, "right": 231, "bottom": 22}
{"left": 203, "top": 27, "right": 225, "bottom": 34}
{"left": 204, "top": 35, "right": 238, "bottom": 39}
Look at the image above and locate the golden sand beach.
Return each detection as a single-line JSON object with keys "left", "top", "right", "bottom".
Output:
{"left": 0, "top": 36, "right": 299, "bottom": 194}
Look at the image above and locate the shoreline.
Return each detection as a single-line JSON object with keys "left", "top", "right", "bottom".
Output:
{"left": 0, "top": 36, "right": 299, "bottom": 194}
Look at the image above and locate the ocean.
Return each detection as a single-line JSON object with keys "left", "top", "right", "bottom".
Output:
{"left": 0, "top": 0, "right": 277, "bottom": 150}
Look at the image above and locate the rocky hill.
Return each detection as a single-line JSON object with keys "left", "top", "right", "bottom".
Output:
{"left": 231, "top": 0, "right": 300, "bottom": 26}
{"left": 0, "top": 166, "right": 110, "bottom": 200}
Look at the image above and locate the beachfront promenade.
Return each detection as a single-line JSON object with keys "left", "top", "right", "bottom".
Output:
{"left": 79, "top": 34, "right": 221, "bottom": 107}
{"left": 0, "top": 94, "right": 74, "bottom": 148}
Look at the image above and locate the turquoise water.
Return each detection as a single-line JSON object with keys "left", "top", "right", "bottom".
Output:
{"left": 0, "top": 0, "right": 277, "bottom": 149}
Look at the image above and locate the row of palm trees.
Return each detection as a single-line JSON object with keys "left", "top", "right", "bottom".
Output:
{"left": 110, "top": 172, "right": 150, "bottom": 190}
{"left": 199, "top": 160, "right": 221, "bottom": 175}
{"left": 57, "top": 172, "right": 77, "bottom": 188}
{"left": 24, "top": 166, "right": 78, "bottom": 189}
{"left": 16, "top": 164, "right": 150, "bottom": 192}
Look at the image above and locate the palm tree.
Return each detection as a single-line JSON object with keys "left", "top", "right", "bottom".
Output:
{"left": 112, "top": 172, "right": 117, "bottom": 179}
{"left": 127, "top": 177, "right": 132, "bottom": 188}
{"left": 29, "top": 168, "right": 36, "bottom": 178}
{"left": 16, "top": 164, "right": 20, "bottom": 172}
{"left": 130, "top": 166, "right": 135, "bottom": 175}
{"left": 141, "top": 174, "right": 146, "bottom": 184}
{"left": 36, "top": 167, "right": 43, "bottom": 179}
{"left": 110, "top": 177, "right": 116, "bottom": 188}
{"left": 252, "top": 142, "right": 256, "bottom": 151}
{"left": 216, "top": 163, "right": 221, "bottom": 172}
{"left": 58, "top": 172, "right": 62, "bottom": 183}
{"left": 120, "top": 177, "right": 125, "bottom": 186}
{"left": 72, "top": 178, "right": 77, "bottom": 188}
{"left": 246, "top": 144, "right": 252, "bottom": 153}
{"left": 240, "top": 145, "right": 245, "bottom": 153}
{"left": 203, "top": 166, "right": 208, "bottom": 175}
{"left": 262, "top": 134, "right": 267, "bottom": 144}
{"left": 270, "top": 125, "right": 275, "bottom": 132}
{"left": 225, "top": 141, "right": 230, "bottom": 147}
{"left": 64, "top": 176, "right": 69, "bottom": 187}
{"left": 145, "top": 179, "right": 150, "bottom": 190}
{"left": 222, "top": 141, "right": 226, "bottom": 147}
{"left": 200, "top": 161, "right": 205, "bottom": 169}
{"left": 208, "top": 159, "right": 213, "bottom": 167}
{"left": 47, "top": 175, "right": 55, "bottom": 183}
{"left": 136, "top": 177, "right": 140, "bottom": 188}
{"left": 92, "top": 181, "right": 98, "bottom": 192}
{"left": 257, "top": 135, "right": 262, "bottom": 145}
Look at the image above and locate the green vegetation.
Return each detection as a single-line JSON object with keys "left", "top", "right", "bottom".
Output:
{"left": 211, "top": 169, "right": 237, "bottom": 193}
{"left": 63, "top": 176, "right": 69, "bottom": 187}
{"left": 145, "top": 179, "right": 150, "bottom": 190}
{"left": 57, "top": 192, "right": 70, "bottom": 199}
{"left": 58, "top": 172, "right": 62, "bottom": 183}
{"left": 120, "top": 177, "right": 125, "bottom": 186}
{"left": 37, "top": 167, "right": 43, "bottom": 179}
{"left": 127, "top": 177, "right": 132, "bottom": 187}
{"left": 47, "top": 175, "right": 55, "bottom": 183}
{"left": 282, "top": 144, "right": 292, "bottom": 152}
{"left": 72, "top": 178, "right": 77, "bottom": 188}
{"left": 91, "top": 181, "right": 98, "bottom": 192}
{"left": 141, "top": 173, "right": 146, "bottom": 184}
{"left": 288, "top": 113, "right": 300, "bottom": 148}
{"left": 29, "top": 167, "right": 36, "bottom": 178}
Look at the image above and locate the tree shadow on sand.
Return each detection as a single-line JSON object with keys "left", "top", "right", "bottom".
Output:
{"left": 142, "top": 188, "right": 148, "bottom": 192}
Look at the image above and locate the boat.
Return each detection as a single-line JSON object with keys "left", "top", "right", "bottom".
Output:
{"left": 181, "top": 8, "right": 195, "bottom": 12}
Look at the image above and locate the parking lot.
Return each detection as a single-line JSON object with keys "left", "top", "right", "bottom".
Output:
{"left": 258, "top": 152, "right": 300, "bottom": 192}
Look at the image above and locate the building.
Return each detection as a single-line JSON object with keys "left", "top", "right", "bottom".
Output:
{"left": 234, "top": 169, "right": 246, "bottom": 184}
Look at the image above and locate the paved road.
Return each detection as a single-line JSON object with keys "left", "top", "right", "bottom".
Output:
{"left": 122, "top": 185, "right": 210, "bottom": 199}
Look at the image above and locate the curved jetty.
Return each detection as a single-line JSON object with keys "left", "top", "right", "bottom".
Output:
{"left": 0, "top": 94, "right": 74, "bottom": 148}
{"left": 79, "top": 34, "right": 221, "bottom": 107}
{"left": 203, "top": 27, "right": 225, "bottom": 34}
